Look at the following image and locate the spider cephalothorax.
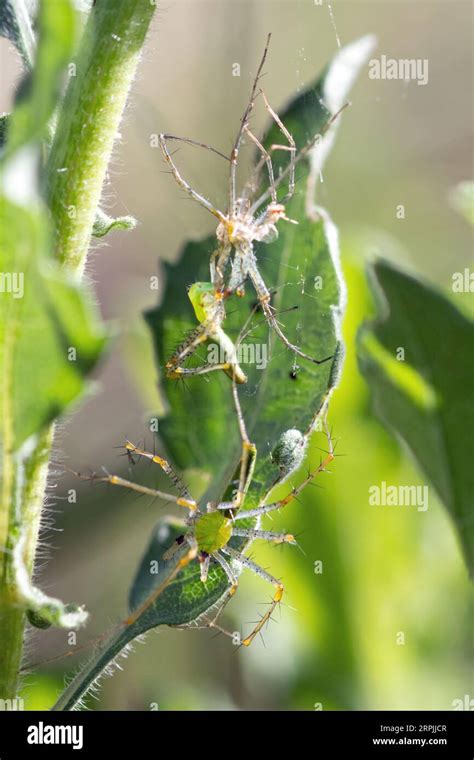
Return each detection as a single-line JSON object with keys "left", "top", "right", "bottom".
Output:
{"left": 216, "top": 201, "right": 291, "bottom": 249}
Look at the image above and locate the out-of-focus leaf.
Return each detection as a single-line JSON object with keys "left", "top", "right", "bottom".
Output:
{"left": 449, "top": 181, "right": 474, "bottom": 226}
{"left": 0, "top": 194, "right": 107, "bottom": 449}
{"left": 4, "top": 0, "right": 75, "bottom": 157}
{"left": 0, "top": 0, "right": 102, "bottom": 449}
{"left": 0, "top": 114, "right": 9, "bottom": 151}
{"left": 358, "top": 259, "right": 474, "bottom": 576}
{"left": 0, "top": 0, "right": 37, "bottom": 67}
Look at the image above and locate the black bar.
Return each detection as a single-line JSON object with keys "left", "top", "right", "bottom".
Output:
{"left": 0, "top": 710, "right": 472, "bottom": 757}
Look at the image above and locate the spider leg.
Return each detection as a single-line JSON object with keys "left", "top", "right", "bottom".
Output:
{"left": 248, "top": 264, "right": 334, "bottom": 365}
{"left": 123, "top": 442, "right": 191, "bottom": 500}
{"left": 173, "top": 551, "right": 240, "bottom": 642}
{"left": 229, "top": 33, "right": 271, "bottom": 211}
{"left": 74, "top": 469, "right": 198, "bottom": 513}
{"left": 203, "top": 552, "right": 239, "bottom": 635}
{"left": 245, "top": 91, "right": 296, "bottom": 210}
{"left": 230, "top": 379, "right": 257, "bottom": 511}
{"left": 165, "top": 320, "right": 217, "bottom": 377}
{"left": 166, "top": 311, "right": 247, "bottom": 384}
{"left": 233, "top": 501, "right": 288, "bottom": 520}
{"left": 222, "top": 546, "right": 284, "bottom": 647}
{"left": 234, "top": 414, "right": 335, "bottom": 519}
{"left": 243, "top": 125, "right": 277, "bottom": 203}
{"left": 250, "top": 101, "right": 350, "bottom": 214}
{"left": 123, "top": 536, "right": 198, "bottom": 627}
{"left": 260, "top": 91, "right": 296, "bottom": 203}
{"left": 232, "top": 528, "right": 296, "bottom": 544}
{"left": 244, "top": 141, "right": 294, "bottom": 204}
{"left": 210, "top": 242, "right": 232, "bottom": 292}
{"left": 226, "top": 241, "right": 250, "bottom": 296}
{"left": 159, "top": 134, "right": 226, "bottom": 222}
{"left": 199, "top": 554, "right": 211, "bottom": 583}
{"left": 263, "top": 422, "right": 335, "bottom": 514}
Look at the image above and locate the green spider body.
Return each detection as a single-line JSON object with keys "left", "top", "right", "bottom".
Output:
{"left": 194, "top": 511, "right": 233, "bottom": 554}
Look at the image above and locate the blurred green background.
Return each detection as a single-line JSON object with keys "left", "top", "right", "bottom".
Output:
{"left": 1, "top": 0, "right": 472, "bottom": 709}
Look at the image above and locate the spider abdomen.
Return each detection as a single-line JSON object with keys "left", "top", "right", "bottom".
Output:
{"left": 195, "top": 512, "right": 232, "bottom": 554}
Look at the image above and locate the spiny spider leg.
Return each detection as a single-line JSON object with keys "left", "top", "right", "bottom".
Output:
{"left": 165, "top": 319, "right": 218, "bottom": 379}
{"left": 124, "top": 441, "right": 192, "bottom": 500}
{"left": 229, "top": 375, "right": 256, "bottom": 511}
{"left": 229, "top": 32, "right": 271, "bottom": 211}
{"left": 124, "top": 536, "right": 199, "bottom": 628}
{"left": 74, "top": 470, "right": 198, "bottom": 513}
{"left": 158, "top": 133, "right": 226, "bottom": 222}
{"left": 172, "top": 551, "right": 240, "bottom": 642}
{"left": 159, "top": 135, "right": 230, "bottom": 162}
{"left": 231, "top": 528, "right": 296, "bottom": 544}
{"left": 260, "top": 90, "right": 296, "bottom": 204}
{"left": 222, "top": 546, "right": 284, "bottom": 647}
{"left": 201, "top": 552, "right": 239, "bottom": 634}
{"left": 245, "top": 90, "right": 296, "bottom": 211}
{"left": 210, "top": 242, "right": 231, "bottom": 291}
{"left": 165, "top": 285, "right": 249, "bottom": 383}
{"left": 232, "top": 416, "right": 335, "bottom": 519}
{"left": 250, "top": 101, "right": 350, "bottom": 214}
{"left": 249, "top": 264, "right": 334, "bottom": 365}
{"left": 243, "top": 125, "right": 277, "bottom": 203}
{"left": 216, "top": 373, "right": 257, "bottom": 513}
{"left": 243, "top": 140, "right": 294, "bottom": 204}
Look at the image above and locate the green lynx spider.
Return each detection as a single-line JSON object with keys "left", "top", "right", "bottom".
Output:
{"left": 78, "top": 381, "right": 335, "bottom": 646}
{"left": 162, "top": 34, "right": 347, "bottom": 383}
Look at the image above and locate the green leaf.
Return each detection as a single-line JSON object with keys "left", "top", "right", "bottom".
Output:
{"left": 0, "top": 195, "right": 107, "bottom": 450}
{"left": 145, "top": 237, "right": 232, "bottom": 472}
{"left": 0, "top": 0, "right": 103, "bottom": 450}
{"left": 4, "top": 0, "right": 76, "bottom": 157}
{"left": 92, "top": 208, "right": 137, "bottom": 238}
{"left": 51, "top": 517, "right": 230, "bottom": 711}
{"left": 145, "top": 35, "right": 375, "bottom": 504}
{"left": 358, "top": 259, "right": 474, "bottom": 576}
{"left": 52, "top": 514, "right": 257, "bottom": 710}
{"left": 0, "top": 0, "right": 37, "bottom": 67}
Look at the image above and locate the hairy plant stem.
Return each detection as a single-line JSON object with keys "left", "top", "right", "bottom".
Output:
{"left": 0, "top": 428, "right": 52, "bottom": 699}
{"left": 51, "top": 626, "right": 132, "bottom": 711}
{"left": 47, "top": 0, "right": 156, "bottom": 276}
{"left": 0, "top": 0, "right": 157, "bottom": 699}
